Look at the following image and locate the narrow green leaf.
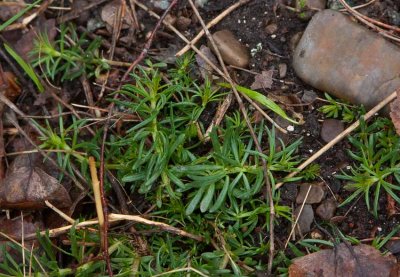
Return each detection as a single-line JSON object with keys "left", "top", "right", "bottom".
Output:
{"left": 200, "top": 183, "right": 215, "bottom": 212}
{"left": 219, "top": 83, "right": 297, "bottom": 124}
{"left": 210, "top": 177, "right": 230, "bottom": 212}
{"left": 4, "top": 44, "right": 44, "bottom": 92}
{"left": 185, "top": 186, "right": 206, "bottom": 215}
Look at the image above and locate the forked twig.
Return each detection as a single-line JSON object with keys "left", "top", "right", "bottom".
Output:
{"left": 24, "top": 213, "right": 203, "bottom": 241}
{"left": 276, "top": 89, "right": 398, "bottom": 189}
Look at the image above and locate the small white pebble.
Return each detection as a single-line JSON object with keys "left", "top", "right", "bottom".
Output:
{"left": 271, "top": 34, "right": 277, "bottom": 39}
{"left": 238, "top": 19, "right": 241, "bottom": 24}
{"left": 306, "top": 132, "right": 310, "bottom": 136}
{"left": 243, "top": 20, "right": 247, "bottom": 24}
{"left": 377, "top": 227, "right": 382, "bottom": 232}
{"left": 238, "top": 38, "right": 242, "bottom": 42}
{"left": 346, "top": 165, "right": 351, "bottom": 170}
{"left": 309, "top": 149, "right": 313, "bottom": 153}
{"left": 332, "top": 171, "right": 337, "bottom": 175}
{"left": 375, "top": 113, "right": 379, "bottom": 116}
{"left": 287, "top": 125, "right": 294, "bottom": 132}
{"left": 252, "top": 17, "right": 256, "bottom": 20}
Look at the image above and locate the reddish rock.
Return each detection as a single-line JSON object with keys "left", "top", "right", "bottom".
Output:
{"left": 293, "top": 10, "right": 400, "bottom": 110}
{"left": 320, "top": 119, "right": 344, "bottom": 143}
{"left": 289, "top": 243, "right": 398, "bottom": 277}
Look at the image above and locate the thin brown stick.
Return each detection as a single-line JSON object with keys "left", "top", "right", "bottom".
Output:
{"left": 57, "top": 0, "right": 109, "bottom": 24}
{"left": 339, "top": 0, "right": 400, "bottom": 33}
{"left": 121, "top": 0, "right": 178, "bottom": 82}
{"left": 45, "top": 200, "right": 75, "bottom": 224}
{"left": 89, "top": 156, "right": 112, "bottom": 276}
{"left": 276, "top": 89, "right": 398, "bottom": 189}
{"left": 176, "top": 0, "right": 252, "bottom": 56}
{"left": 187, "top": 1, "right": 275, "bottom": 273}
{"left": 204, "top": 93, "right": 233, "bottom": 139}
{"left": 24, "top": 213, "right": 203, "bottom": 241}
{"left": 338, "top": 0, "right": 400, "bottom": 42}
{"left": 339, "top": 0, "right": 376, "bottom": 12}
{"left": 284, "top": 185, "right": 312, "bottom": 248}
{"left": 3, "top": 0, "right": 54, "bottom": 31}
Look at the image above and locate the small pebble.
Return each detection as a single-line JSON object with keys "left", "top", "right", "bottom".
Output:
{"left": 210, "top": 30, "right": 250, "bottom": 68}
{"left": 316, "top": 198, "right": 337, "bottom": 220}
{"left": 294, "top": 204, "right": 314, "bottom": 235}
{"left": 296, "top": 182, "right": 326, "bottom": 204}
{"left": 287, "top": 125, "right": 295, "bottom": 132}
{"left": 320, "top": 119, "right": 344, "bottom": 143}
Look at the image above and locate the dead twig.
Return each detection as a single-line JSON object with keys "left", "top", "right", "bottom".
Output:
{"left": 89, "top": 157, "right": 112, "bottom": 276}
{"left": 57, "top": 0, "right": 109, "bottom": 24}
{"left": 338, "top": 0, "right": 400, "bottom": 43}
{"left": 176, "top": 0, "right": 252, "bottom": 56}
{"left": 3, "top": 0, "right": 54, "bottom": 31}
{"left": 276, "top": 89, "right": 399, "bottom": 189}
{"left": 24, "top": 213, "right": 203, "bottom": 241}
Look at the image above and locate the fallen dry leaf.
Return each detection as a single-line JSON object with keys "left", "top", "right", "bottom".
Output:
{"left": 390, "top": 90, "right": 400, "bottom": 136}
{"left": 0, "top": 71, "right": 21, "bottom": 101}
{"left": 0, "top": 215, "right": 44, "bottom": 263}
{"left": 0, "top": 4, "right": 22, "bottom": 22}
{"left": 250, "top": 70, "right": 273, "bottom": 90}
{"left": 289, "top": 243, "right": 398, "bottom": 277}
{"left": 0, "top": 155, "right": 71, "bottom": 209}
{"left": 101, "top": 0, "right": 133, "bottom": 30}
{"left": 387, "top": 192, "right": 397, "bottom": 217}
{"left": 195, "top": 45, "right": 218, "bottom": 80}
{"left": 13, "top": 18, "right": 57, "bottom": 62}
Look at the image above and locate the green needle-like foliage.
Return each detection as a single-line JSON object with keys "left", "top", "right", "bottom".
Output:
{"left": 32, "top": 24, "right": 109, "bottom": 81}
{"left": 336, "top": 118, "right": 400, "bottom": 217}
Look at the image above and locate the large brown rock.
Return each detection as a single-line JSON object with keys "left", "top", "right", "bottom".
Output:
{"left": 289, "top": 243, "right": 398, "bottom": 277}
{"left": 293, "top": 10, "right": 400, "bottom": 109}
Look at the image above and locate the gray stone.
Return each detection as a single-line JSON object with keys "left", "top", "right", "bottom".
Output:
{"left": 320, "top": 119, "right": 344, "bottom": 143}
{"left": 316, "top": 198, "right": 337, "bottom": 220}
{"left": 385, "top": 240, "right": 400, "bottom": 254}
{"left": 293, "top": 10, "right": 400, "bottom": 110}
{"left": 301, "top": 90, "right": 317, "bottom": 104}
{"left": 296, "top": 182, "right": 326, "bottom": 204}
{"left": 294, "top": 204, "right": 314, "bottom": 235}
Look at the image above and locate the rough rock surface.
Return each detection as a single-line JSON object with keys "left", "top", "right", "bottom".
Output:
{"left": 293, "top": 10, "right": 400, "bottom": 109}
{"left": 321, "top": 119, "right": 344, "bottom": 143}
{"left": 289, "top": 243, "right": 399, "bottom": 277}
{"left": 316, "top": 198, "right": 337, "bottom": 220}
{"left": 296, "top": 182, "right": 326, "bottom": 204}
{"left": 294, "top": 204, "right": 314, "bottom": 235}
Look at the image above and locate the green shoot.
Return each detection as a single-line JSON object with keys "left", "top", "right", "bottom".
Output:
{"left": 4, "top": 43, "right": 44, "bottom": 92}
